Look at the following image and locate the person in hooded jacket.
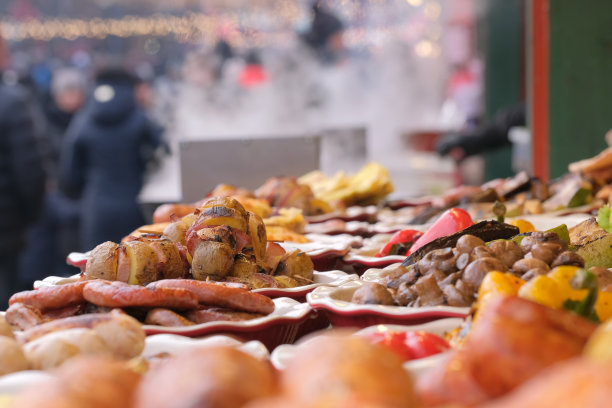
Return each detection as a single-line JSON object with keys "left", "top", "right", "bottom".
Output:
{"left": 0, "top": 36, "right": 46, "bottom": 306}
{"left": 60, "top": 68, "right": 161, "bottom": 251}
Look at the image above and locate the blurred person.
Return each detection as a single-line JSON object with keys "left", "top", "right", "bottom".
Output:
{"left": 60, "top": 68, "right": 161, "bottom": 250}
{"left": 0, "top": 35, "right": 46, "bottom": 306}
{"left": 435, "top": 103, "right": 525, "bottom": 162}
{"left": 301, "top": 1, "right": 345, "bottom": 65}
{"left": 19, "top": 68, "right": 86, "bottom": 287}
{"left": 239, "top": 49, "right": 268, "bottom": 89}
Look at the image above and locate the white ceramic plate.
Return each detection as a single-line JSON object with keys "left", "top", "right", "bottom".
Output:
{"left": 0, "top": 371, "right": 52, "bottom": 396}
{"left": 505, "top": 213, "right": 591, "bottom": 231}
{"left": 270, "top": 318, "right": 462, "bottom": 378}
{"left": 143, "top": 334, "right": 270, "bottom": 360}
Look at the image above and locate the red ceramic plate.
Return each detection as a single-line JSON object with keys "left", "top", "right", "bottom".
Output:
{"left": 341, "top": 253, "right": 405, "bottom": 276}
{"left": 307, "top": 281, "right": 469, "bottom": 328}
{"left": 305, "top": 205, "right": 379, "bottom": 224}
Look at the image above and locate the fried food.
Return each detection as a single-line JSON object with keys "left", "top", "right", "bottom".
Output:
{"left": 260, "top": 335, "right": 418, "bottom": 408}
{"left": 23, "top": 328, "right": 111, "bottom": 370}
{"left": 147, "top": 279, "right": 275, "bottom": 315}
{"left": 0, "top": 315, "right": 14, "bottom": 339}
{"left": 263, "top": 208, "right": 307, "bottom": 233}
{"left": 134, "top": 347, "right": 276, "bottom": 408}
{"left": 479, "top": 358, "right": 612, "bottom": 408}
{"left": 0, "top": 337, "right": 28, "bottom": 375}
{"left": 82, "top": 281, "right": 199, "bottom": 310}
{"left": 19, "top": 310, "right": 144, "bottom": 348}
{"left": 299, "top": 162, "right": 394, "bottom": 207}
{"left": 416, "top": 295, "right": 597, "bottom": 406}
{"left": 10, "top": 356, "right": 140, "bottom": 408}
{"left": 255, "top": 177, "right": 316, "bottom": 213}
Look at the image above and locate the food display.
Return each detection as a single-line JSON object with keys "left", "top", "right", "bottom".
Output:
{"left": 6, "top": 154, "right": 612, "bottom": 408}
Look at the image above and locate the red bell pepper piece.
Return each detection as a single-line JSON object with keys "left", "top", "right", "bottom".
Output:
{"left": 360, "top": 330, "right": 450, "bottom": 361}
{"left": 376, "top": 229, "right": 422, "bottom": 257}
{"left": 408, "top": 208, "right": 473, "bottom": 255}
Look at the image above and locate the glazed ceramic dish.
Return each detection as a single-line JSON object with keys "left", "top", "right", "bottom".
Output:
{"left": 307, "top": 280, "right": 469, "bottom": 328}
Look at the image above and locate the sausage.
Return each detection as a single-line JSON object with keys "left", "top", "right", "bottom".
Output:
{"left": 9, "top": 281, "right": 88, "bottom": 312}
{"left": 185, "top": 308, "right": 264, "bottom": 324}
{"left": 83, "top": 280, "right": 199, "bottom": 310}
{"left": 147, "top": 279, "right": 275, "bottom": 315}
{"left": 145, "top": 308, "right": 194, "bottom": 327}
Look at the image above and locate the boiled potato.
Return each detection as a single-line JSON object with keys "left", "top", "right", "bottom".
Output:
{"left": 0, "top": 337, "right": 29, "bottom": 375}
{"left": 85, "top": 241, "right": 119, "bottom": 281}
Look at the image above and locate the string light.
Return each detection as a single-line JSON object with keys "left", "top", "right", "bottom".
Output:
{"left": 0, "top": 6, "right": 442, "bottom": 55}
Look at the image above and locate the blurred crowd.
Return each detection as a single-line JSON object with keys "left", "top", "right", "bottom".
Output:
{"left": 0, "top": 2, "right": 359, "bottom": 307}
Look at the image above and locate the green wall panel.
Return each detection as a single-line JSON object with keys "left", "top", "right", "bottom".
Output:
{"left": 480, "top": 0, "right": 524, "bottom": 180}
{"left": 548, "top": 1, "right": 612, "bottom": 178}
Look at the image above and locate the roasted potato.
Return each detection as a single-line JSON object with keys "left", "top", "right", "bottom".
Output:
{"left": 247, "top": 212, "right": 267, "bottom": 261}
{"left": 121, "top": 241, "right": 159, "bottom": 285}
{"left": 576, "top": 233, "right": 612, "bottom": 269}
{"left": 230, "top": 254, "right": 259, "bottom": 278}
{"left": 162, "top": 218, "right": 191, "bottom": 245}
{"left": 191, "top": 241, "right": 235, "bottom": 280}
{"left": 276, "top": 250, "right": 314, "bottom": 285}
{"left": 85, "top": 241, "right": 119, "bottom": 281}
{"left": 147, "top": 239, "right": 185, "bottom": 280}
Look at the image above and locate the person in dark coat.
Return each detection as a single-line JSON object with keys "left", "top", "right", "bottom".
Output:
{"left": 301, "top": 1, "right": 345, "bottom": 65}
{"left": 18, "top": 68, "right": 86, "bottom": 287}
{"left": 0, "top": 39, "right": 46, "bottom": 307}
{"left": 60, "top": 68, "right": 161, "bottom": 251}
{"left": 435, "top": 103, "right": 526, "bottom": 161}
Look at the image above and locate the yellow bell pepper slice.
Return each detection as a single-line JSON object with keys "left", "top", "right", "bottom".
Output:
{"left": 518, "top": 275, "right": 566, "bottom": 309}
{"left": 507, "top": 219, "right": 536, "bottom": 233}
{"left": 595, "top": 291, "right": 612, "bottom": 321}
